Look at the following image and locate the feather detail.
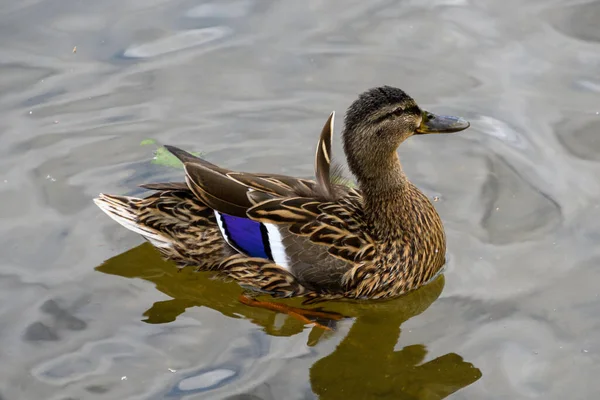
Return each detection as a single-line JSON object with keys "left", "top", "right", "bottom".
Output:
{"left": 214, "top": 211, "right": 270, "bottom": 259}
{"left": 184, "top": 163, "right": 253, "bottom": 217}
{"left": 217, "top": 255, "right": 307, "bottom": 297}
{"left": 314, "top": 112, "right": 335, "bottom": 200}
{"left": 94, "top": 190, "right": 230, "bottom": 268}
{"left": 140, "top": 182, "right": 189, "bottom": 191}
{"left": 247, "top": 196, "right": 376, "bottom": 265}
{"left": 214, "top": 211, "right": 292, "bottom": 272}
{"left": 263, "top": 223, "right": 291, "bottom": 272}
{"left": 94, "top": 194, "right": 173, "bottom": 249}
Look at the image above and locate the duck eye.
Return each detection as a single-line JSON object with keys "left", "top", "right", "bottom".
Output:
{"left": 391, "top": 108, "right": 404, "bottom": 117}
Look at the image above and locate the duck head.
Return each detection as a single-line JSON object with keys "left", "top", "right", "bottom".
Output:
{"left": 342, "top": 86, "right": 469, "bottom": 182}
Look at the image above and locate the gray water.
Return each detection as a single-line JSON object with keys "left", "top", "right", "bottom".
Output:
{"left": 1, "top": 0, "right": 600, "bottom": 399}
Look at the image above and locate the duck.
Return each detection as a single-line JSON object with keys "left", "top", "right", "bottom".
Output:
{"left": 95, "top": 86, "right": 470, "bottom": 308}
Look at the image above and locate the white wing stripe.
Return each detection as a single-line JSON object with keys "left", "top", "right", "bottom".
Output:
{"left": 214, "top": 210, "right": 235, "bottom": 249}
{"left": 264, "top": 223, "right": 291, "bottom": 272}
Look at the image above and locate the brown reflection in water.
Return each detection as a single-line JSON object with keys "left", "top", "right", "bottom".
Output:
{"left": 309, "top": 285, "right": 482, "bottom": 399}
{"left": 96, "top": 243, "right": 481, "bottom": 399}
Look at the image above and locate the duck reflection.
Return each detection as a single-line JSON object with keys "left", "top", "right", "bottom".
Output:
{"left": 96, "top": 243, "right": 481, "bottom": 399}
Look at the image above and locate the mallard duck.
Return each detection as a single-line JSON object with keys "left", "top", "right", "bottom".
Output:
{"left": 95, "top": 86, "right": 469, "bottom": 306}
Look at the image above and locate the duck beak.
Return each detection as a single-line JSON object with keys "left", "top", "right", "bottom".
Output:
{"left": 416, "top": 110, "right": 470, "bottom": 134}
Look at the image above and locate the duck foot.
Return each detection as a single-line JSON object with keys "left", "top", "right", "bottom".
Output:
{"left": 238, "top": 294, "right": 344, "bottom": 330}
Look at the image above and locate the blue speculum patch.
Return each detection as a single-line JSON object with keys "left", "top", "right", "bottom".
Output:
{"left": 219, "top": 213, "right": 273, "bottom": 260}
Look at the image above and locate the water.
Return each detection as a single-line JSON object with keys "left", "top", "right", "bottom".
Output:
{"left": 1, "top": 0, "right": 599, "bottom": 398}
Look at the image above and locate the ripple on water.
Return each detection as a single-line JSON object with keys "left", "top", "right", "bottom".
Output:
{"left": 479, "top": 155, "right": 562, "bottom": 245}
{"left": 24, "top": 299, "right": 87, "bottom": 342}
{"left": 462, "top": 317, "right": 564, "bottom": 398}
{"left": 185, "top": 0, "right": 254, "bottom": 19}
{"left": 176, "top": 368, "right": 237, "bottom": 392}
{"left": 477, "top": 115, "right": 530, "bottom": 151}
{"left": 555, "top": 114, "right": 600, "bottom": 161}
{"left": 120, "top": 27, "right": 232, "bottom": 59}
{"left": 575, "top": 78, "right": 600, "bottom": 94}
{"left": 0, "top": 63, "right": 57, "bottom": 101}
{"left": 32, "top": 341, "right": 137, "bottom": 384}
{"left": 545, "top": 1, "right": 600, "bottom": 43}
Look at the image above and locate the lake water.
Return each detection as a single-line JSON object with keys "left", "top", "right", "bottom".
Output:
{"left": 1, "top": 0, "right": 600, "bottom": 399}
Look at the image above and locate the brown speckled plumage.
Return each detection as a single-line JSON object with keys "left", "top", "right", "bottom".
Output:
{"left": 95, "top": 86, "right": 470, "bottom": 303}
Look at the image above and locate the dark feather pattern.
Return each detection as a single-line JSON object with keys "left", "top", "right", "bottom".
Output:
{"left": 184, "top": 163, "right": 254, "bottom": 217}
{"left": 94, "top": 190, "right": 234, "bottom": 269}
{"left": 95, "top": 86, "right": 470, "bottom": 302}
{"left": 314, "top": 112, "right": 336, "bottom": 200}
{"left": 140, "top": 182, "right": 189, "bottom": 191}
{"left": 217, "top": 255, "right": 308, "bottom": 298}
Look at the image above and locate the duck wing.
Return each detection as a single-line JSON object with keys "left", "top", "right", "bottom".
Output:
{"left": 176, "top": 115, "right": 375, "bottom": 294}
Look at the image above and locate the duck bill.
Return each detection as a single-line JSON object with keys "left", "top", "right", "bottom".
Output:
{"left": 416, "top": 110, "right": 470, "bottom": 134}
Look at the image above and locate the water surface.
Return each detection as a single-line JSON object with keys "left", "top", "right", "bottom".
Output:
{"left": 1, "top": 0, "right": 600, "bottom": 398}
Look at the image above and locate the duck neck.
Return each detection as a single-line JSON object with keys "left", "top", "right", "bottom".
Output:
{"left": 357, "top": 152, "right": 413, "bottom": 240}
